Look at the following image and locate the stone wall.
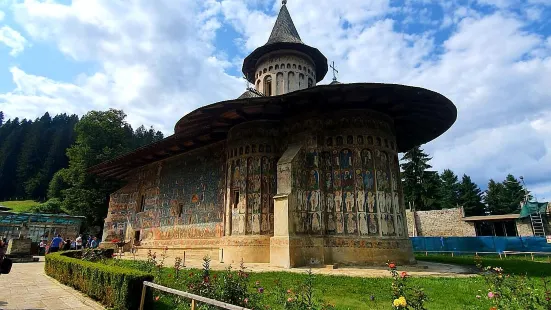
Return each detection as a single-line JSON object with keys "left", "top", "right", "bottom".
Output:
{"left": 406, "top": 208, "right": 476, "bottom": 237}
{"left": 254, "top": 51, "right": 316, "bottom": 95}
{"left": 516, "top": 218, "right": 534, "bottom": 237}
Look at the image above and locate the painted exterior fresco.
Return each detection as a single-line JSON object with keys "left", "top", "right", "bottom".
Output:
{"left": 284, "top": 111, "right": 407, "bottom": 239}
{"left": 226, "top": 121, "right": 278, "bottom": 237}
{"left": 102, "top": 143, "right": 226, "bottom": 245}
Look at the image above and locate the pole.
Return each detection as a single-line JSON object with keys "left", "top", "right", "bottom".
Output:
{"left": 139, "top": 283, "right": 147, "bottom": 310}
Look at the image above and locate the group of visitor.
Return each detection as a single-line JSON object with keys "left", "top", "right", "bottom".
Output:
{"left": 41, "top": 234, "right": 99, "bottom": 254}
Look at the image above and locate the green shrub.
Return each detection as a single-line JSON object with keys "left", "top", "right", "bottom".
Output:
{"left": 45, "top": 251, "right": 153, "bottom": 310}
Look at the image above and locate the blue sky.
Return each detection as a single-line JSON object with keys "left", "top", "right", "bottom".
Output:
{"left": 1, "top": 0, "right": 551, "bottom": 200}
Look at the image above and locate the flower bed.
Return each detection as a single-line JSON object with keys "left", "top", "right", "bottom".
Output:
{"left": 45, "top": 251, "right": 153, "bottom": 309}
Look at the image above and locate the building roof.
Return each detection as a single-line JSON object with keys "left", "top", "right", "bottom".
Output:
{"left": 462, "top": 214, "right": 521, "bottom": 221}
{"left": 0, "top": 210, "right": 85, "bottom": 225}
{"left": 267, "top": 4, "right": 302, "bottom": 45}
{"left": 237, "top": 88, "right": 264, "bottom": 99}
{"left": 242, "top": 4, "right": 328, "bottom": 83}
{"left": 88, "top": 82, "right": 457, "bottom": 179}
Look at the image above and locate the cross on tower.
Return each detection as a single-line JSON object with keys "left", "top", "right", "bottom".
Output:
{"left": 330, "top": 61, "right": 339, "bottom": 82}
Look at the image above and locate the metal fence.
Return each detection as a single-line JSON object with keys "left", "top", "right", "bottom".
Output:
{"left": 139, "top": 281, "right": 250, "bottom": 310}
{"left": 411, "top": 236, "right": 551, "bottom": 254}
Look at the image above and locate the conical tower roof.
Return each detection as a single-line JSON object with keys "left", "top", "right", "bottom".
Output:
{"left": 266, "top": 4, "right": 302, "bottom": 44}
{"left": 242, "top": 2, "right": 328, "bottom": 83}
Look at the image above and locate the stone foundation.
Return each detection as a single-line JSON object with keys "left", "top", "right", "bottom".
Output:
{"left": 221, "top": 235, "right": 271, "bottom": 264}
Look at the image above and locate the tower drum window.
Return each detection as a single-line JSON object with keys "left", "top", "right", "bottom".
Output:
{"left": 264, "top": 75, "right": 273, "bottom": 96}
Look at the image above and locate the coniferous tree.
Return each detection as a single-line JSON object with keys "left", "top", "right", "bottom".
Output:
{"left": 0, "top": 111, "right": 4, "bottom": 127}
{"left": 422, "top": 171, "right": 442, "bottom": 210}
{"left": 401, "top": 146, "right": 433, "bottom": 211}
{"left": 500, "top": 174, "right": 526, "bottom": 214}
{"left": 439, "top": 169, "right": 460, "bottom": 209}
{"left": 485, "top": 179, "right": 505, "bottom": 215}
{"left": 458, "top": 174, "right": 485, "bottom": 216}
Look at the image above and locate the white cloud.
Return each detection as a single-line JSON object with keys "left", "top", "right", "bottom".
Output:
{"left": 2, "top": 0, "right": 242, "bottom": 133}
{"left": 0, "top": 10, "right": 5, "bottom": 21}
{"left": 0, "top": 25, "right": 27, "bottom": 55}
{"left": 1, "top": 0, "right": 551, "bottom": 197}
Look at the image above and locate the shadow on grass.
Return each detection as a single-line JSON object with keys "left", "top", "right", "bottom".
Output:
{"left": 416, "top": 254, "right": 551, "bottom": 277}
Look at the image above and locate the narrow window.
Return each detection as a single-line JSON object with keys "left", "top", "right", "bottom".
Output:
{"left": 264, "top": 75, "right": 273, "bottom": 96}
{"left": 308, "top": 78, "right": 313, "bottom": 88}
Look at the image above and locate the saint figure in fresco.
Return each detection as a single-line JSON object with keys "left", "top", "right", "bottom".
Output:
{"left": 326, "top": 193, "right": 334, "bottom": 212}
{"left": 333, "top": 171, "right": 341, "bottom": 188}
{"left": 312, "top": 213, "right": 321, "bottom": 232}
{"left": 325, "top": 172, "right": 332, "bottom": 190}
{"left": 327, "top": 214, "right": 336, "bottom": 232}
{"left": 368, "top": 214, "right": 378, "bottom": 234}
{"left": 355, "top": 169, "right": 363, "bottom": 189}
{"left": 396, "top": 215, "right": 403, "bottom": 237}
{"left": 386, "top": 192, "right": 393, "bottom": 213}
{"left": 340, "top": 149, "right": 352, "bottom": 168}
{"left": 336, "top": 213, "right": 344, "bottom": 234}
{"left": 238, "top": 215, "right": 245, "bottom": 234}
{"left": 252, "top": 214, "right": 261, "bottom": 234}
{"left": 334, "top": 191, "right": 343, "bottom": 212}
{"left": 377, "top": 191, "right": 385, "bottom": 213}
{"left": 310, "top": 170, "right": 320, "bottom": 189}
{"left": 346, "top": 214, "right": 357, "bottom": 234}
{"left": 393, "top": 192, "right": 399, "bottom": 212}
{"left": 356, "top": 190, "right": 365, "bottom": 212}
{"left": 388, "top": 215, "right": 395, "bottom": 236}
{"left": 333, "top": 150, "right": 340, "bottom": 167}
{"left": 391, "top": 172, "right": 398, "bottom": 191}
{"left": 343, "top": 170, "right": 354, "bottom": 190}
{"left": 381, "top": 214, "right": 388, "bottom": 236}
{"left": 310, "top": 190, "right": 320, "bottom": 211}
{"left": 367, "top": 191, "right": 376, "bottom": 213}
{"left": 363, "top": 170, "right": 374, "bottom": 190}
{"left": 359, "top": 213, "right": 368, "bottom": 235}
{"left": 345, "top": 192, "right": 354, "bottom": 213}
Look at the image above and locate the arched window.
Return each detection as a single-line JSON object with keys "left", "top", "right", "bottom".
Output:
{"left": 276, "top": 72, "right": 284, "bottom": 95}
{"left": 281, "top": 63, "right": 285, "bottom": 69}
{"left": 299, "top": 73, "right": 305, "bottom": 89}
{"left": 308, "top": 78, "right": 313, "bottom": 88}
{"left": 288, "top": 72, "right": 295, "bottom": 93}
{"left": 256, "top": 79, "right": 261, "bottom": 90}
{"left": 304, "top": 67, "right": 307, "bottom": 72}
{"left": 298, "top": 65, "right": 302, "bottom": 70}
{"left": 275, "top": 64, "right": 279, "bottom": 70}
{"left": 293, "top": 64, "right": 297, "bottom": 69}
{"left": 264, "top": 75, "right": 273, "bottom": 96}
{"left": 263, "top": 68, "right": 267, "bottom": 73}
{"left": 287, "top": 64, "right": 291, "bottom": 69}
{"left": 269, "top": 66, "right": 273, "bottom": 71}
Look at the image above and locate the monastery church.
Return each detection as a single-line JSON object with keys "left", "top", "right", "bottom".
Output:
{"left": 90, "top": 1, "right": 456, "bottom": 267}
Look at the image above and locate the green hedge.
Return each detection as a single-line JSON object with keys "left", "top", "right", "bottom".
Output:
{"left": 45, "top": 251, "right": 153, "bottom": 310}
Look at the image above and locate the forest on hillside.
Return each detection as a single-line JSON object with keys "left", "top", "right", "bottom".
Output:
{"left": 0, "top": 109, "right": 528, "bottom": 230}
{"left": 0, "top": 110, "right": 163, "bottom": 228}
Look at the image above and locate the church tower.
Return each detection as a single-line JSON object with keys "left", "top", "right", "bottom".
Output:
{"left": 242, "top": 1, "right": 328, "bottom": 96}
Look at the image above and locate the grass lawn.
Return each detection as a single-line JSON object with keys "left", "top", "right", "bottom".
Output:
{"left": 107, "top": 254, "right": 550, "bottom": 310}
{"left": 0, "top": 200, "right": 39, "bottom": 212}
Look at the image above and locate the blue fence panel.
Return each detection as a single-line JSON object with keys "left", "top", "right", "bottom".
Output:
{"left": 410, "top": 236, "right": 551, "bottom": 253}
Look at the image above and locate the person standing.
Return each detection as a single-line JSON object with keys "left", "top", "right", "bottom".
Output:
{"left": 39, "top": 240, "right": 46, "bottom": 256}
{"left": 48, "top": 235, "right": 64, "bottom": 253}
{"left": 75, "top": 234, "right": 83, "bottom": 250}
{"left": 90, "top": 237, "right": 98, "bottom": 249}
